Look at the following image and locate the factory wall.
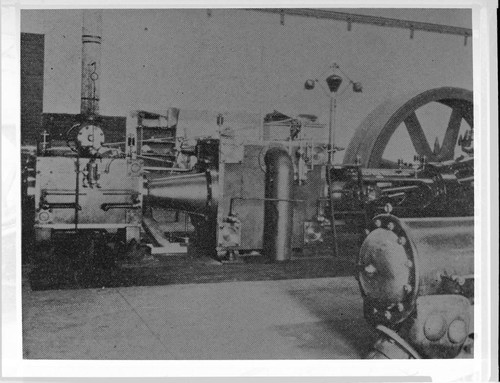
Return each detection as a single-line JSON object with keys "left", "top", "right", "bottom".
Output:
{"left": 21, "top": 9, "right": 472, "bottom": 160}
{"left": 21, "top": 33, "right": 45, "bottom": 145}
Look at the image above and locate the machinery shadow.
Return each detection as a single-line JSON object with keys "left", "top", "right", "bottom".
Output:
{"left": 280, "top": 281, "right": 378, "bottom": 358}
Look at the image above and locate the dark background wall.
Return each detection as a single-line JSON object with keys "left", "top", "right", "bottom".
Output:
{"left": 21, "top": 33, "right": 126, "bottom": 146}
{"left": 21, "top": 32, "right": 44, "bottom": 145}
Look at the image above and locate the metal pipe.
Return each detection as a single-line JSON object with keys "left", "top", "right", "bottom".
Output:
{"left": 74, "top": 157, "right": 80, "bottom": 230}
{"left": 100, "top": 202, "right": 141, "bottom": 212}
{"left": 326, "top": 164, "right": 339, "bottom": 257}
{"left": 229, "top": 196, "right": 304, "bottom": 216}
{"left": 136, "top": 155, "right": 175, "bottom": 163}
{"left": 43, "top": 203, "right": 82, "bottom": 210}
{"left": 248, "top": 9, "right": 472, "bottom": 38}
{"left": 328, "top": 97, "right": 334, "bottom": 165}
{"left": 81, "top": 10, "right": 102, "bottom": 116}
{"left": 143, "top": 166, "right": 192, "bottom": 172}
{"left": 263, "top": 147, "right": 294, "bottom": 262}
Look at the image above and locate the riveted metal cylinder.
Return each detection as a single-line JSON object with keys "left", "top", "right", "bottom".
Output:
{"left": 263, "top": 147, "right": 294, "bottom": 262}
{"left": 357, "top": 214, "right": 474, "bottom": 327}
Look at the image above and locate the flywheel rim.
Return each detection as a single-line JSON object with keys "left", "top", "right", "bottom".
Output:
{"left": 343, "top": 87, "right": 473, "bottom": 168}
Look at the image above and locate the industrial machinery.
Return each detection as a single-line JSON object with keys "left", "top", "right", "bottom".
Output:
{"left": 25, "top": 82, "right": 474, "bottom": 270}
{"left": 22, "top": 13, "right": 475, "bottom": 354}
{"left": 25, "top": 10, "right": 144, "bottom": 269}
{"left": 31, "top": 118, "right": 144, "bottom": 245}
{"left": 144, "top": 136, "right": 328, "bottom": 261}
{"left": 141, "top": 86, "right": 474, "bottom": 262}
{"left": 24, "top": 11, "right": 475, "bottom": 302}
{"left": 356, "top": 210, "right": 474, "bottom": 358}
{"left": 29, "top": 115, "right": 145, "bottom": 270}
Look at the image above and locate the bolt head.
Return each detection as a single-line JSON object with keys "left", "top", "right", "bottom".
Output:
{"left": 403, "top": 284, "right": 412, "bottom": 293}
{"left": 387, "top": 222, "right": 395, "bottom": 231}
{"left": 384, "top": 311, "right": 392, "bottom": 320}
{"left": 364, "top": 264, "right": 377, "bottom": 275}
{"left": 397, "top": 237, "right": 407, "bottom": 246}
{"left": 384, "top": 203, "right": 393, "bottom": 214}
{"left": 397, "top": 303, "right": 404, "bottom": 312}
{"left": 374, "top": 219, "right": 382, "bottom": 227}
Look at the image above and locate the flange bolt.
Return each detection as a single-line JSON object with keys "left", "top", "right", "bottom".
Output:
{"left": 364, "top": 264, "right": 377, "bottom": 276}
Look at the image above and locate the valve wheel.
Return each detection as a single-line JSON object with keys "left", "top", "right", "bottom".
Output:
{"left": 344, "top": 87, "right": 473, "bottom": 168}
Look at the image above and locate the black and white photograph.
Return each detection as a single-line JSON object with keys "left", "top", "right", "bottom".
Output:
{"left": 1, "top": 1, "right": 498, "bottom": 380}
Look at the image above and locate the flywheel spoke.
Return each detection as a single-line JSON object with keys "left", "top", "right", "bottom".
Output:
{"left": 343, "top": 87, "right": 473, "bottom": 169}
{"left": 403, "top": 112, "right": 436, "bottom": 160}
{"left": 438, "top": 107, "right": 463, "bottom": 161}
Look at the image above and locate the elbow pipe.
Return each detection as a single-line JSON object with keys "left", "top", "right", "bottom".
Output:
{"left": 263, "top": 147, "right": 294, "bottom": 262}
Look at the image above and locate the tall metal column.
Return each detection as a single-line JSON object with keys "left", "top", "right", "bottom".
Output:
{"left": 80, "top": 10, "right": 102, "bottom": 116}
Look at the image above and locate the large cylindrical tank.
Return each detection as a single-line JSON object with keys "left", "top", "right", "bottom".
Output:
{"left": 357, "top": 213, "right": 474, "bottom": 328}
{"left": 263, "top": 147, "right": 294, "bottom": 262}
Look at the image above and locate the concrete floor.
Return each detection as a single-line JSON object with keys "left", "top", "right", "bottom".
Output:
{"left": 22, "top": 275, "right": 377, "bottom": 359}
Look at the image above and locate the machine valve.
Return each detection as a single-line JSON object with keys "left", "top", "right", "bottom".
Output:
{"left": 82, "top": 159, "right": 101, "bottom": 188}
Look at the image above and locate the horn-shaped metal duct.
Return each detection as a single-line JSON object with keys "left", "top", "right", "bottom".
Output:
{"left": 145, "top": 170, "right": 218, "bottom": 216}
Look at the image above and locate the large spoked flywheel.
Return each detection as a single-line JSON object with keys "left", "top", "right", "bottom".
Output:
{"left": 343, "top": 87, "right": 473, "bottom": 168}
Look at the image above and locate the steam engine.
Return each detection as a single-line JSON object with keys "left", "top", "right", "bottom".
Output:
{"left": 22, "top": 9, "right": 476, "bottom": 360}
{"left": 140, "top": 130, "right": 474, "bottom": 262}
{"left": 357, "top": 212, "right": 474, "bottom": 358}
{"left": 28, "top": 118, "right": 144, "bottom": 265}
{"left": 23, "top": 87, "right": 475, "bottom": 359}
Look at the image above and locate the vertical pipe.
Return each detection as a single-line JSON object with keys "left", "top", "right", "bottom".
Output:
{"left": 263, "top": 147, "right": 294, "bottom": 262}
{"left": 326, "top": 164, "right": 339, "bottom": 257}
{"left": 81, "top": 10, "right": 102, "bottom": 116}
{"left": 328, "top": 96, "right": 334, "bottom": 164}
{"left": 259, "top": 46, "right": 265, "bottom": 141}
{"left": 74, "top": 157, "right": 80, "bottom": 230}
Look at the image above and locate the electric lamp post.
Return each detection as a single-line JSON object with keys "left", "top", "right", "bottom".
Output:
{"left": 305, "top": 63, "right": 362, "bottom": 164}
{"left": 304, "top": 63, "right": 362, "bottom": 257}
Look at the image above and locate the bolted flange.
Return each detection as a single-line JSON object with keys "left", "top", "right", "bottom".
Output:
{"left": 357, "top": 213, "right": 419, "bottom": 327}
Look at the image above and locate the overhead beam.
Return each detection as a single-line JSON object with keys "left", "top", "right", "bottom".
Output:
{"left": 247, "top": 8, "right": 472, "bottom": 38}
